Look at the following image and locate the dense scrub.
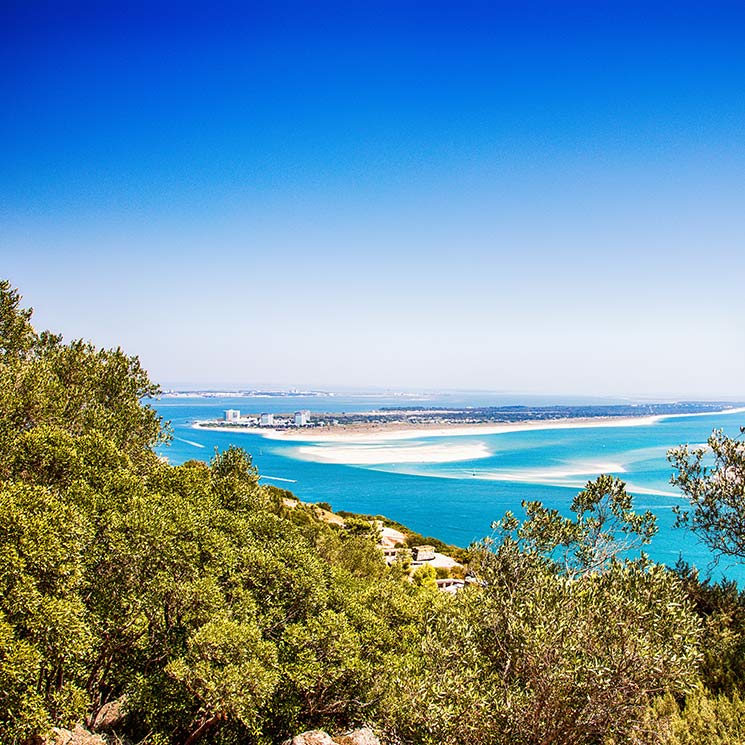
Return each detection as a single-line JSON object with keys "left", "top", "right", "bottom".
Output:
{"left": 1, "top": 280, "right": 745, "bottom": 744}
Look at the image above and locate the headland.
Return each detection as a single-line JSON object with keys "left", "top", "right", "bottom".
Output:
{"left": 193, "top": 402, "right": 745, "bottom": 443}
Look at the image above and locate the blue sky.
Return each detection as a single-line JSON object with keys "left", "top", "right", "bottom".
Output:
{"left": 2, "top": 1, "right": 744, "bottom": 397}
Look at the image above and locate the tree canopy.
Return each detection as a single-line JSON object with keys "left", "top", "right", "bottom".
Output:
{"left": 670, "top": 427, "right": 745, "bottom": 562}
{"left": 1, "top": 279, "right": 744, "bottom": 745}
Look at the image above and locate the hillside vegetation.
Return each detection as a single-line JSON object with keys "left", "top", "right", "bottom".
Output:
{"left": 2, "top": 280, "right": 745, "bottom": 745}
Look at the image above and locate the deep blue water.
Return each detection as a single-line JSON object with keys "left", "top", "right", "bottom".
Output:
{"left": 152, "top": 394, "right": 745, "bottom": 582}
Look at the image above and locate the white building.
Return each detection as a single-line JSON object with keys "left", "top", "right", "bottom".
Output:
{"left": 436, "top": 578, "right": 465, "bottom": 595}
{"left": 413, "top": 545, "right": 436, "bottom": 561}
{"left": 259, "top": 412, "right": 274, "bottom": 426}
{"left": 294, "top": 410, "right": 310, "bottom": 426}
{"left": 224, "top": 409, "right": 240, "bottom": 422}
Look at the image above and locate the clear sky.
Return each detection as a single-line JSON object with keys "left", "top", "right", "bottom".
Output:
{"left": 2, "top": 1, "right": 744, "bottom": 397}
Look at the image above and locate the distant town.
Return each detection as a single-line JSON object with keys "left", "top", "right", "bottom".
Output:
{"left": 194, "top": 401, "right": 744, "bottom": 431}
{"left": 161, "top": 389, "right": 338, "bottom": 399}
{"left": 215, "top": 409, "right": 322, "bottom": 429}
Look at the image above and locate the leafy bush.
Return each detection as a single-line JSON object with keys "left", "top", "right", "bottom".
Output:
{"left": 1, "top": 281, "right": 738, "bottom": 745}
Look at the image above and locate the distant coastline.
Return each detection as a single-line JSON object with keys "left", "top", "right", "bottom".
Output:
{"left": 161, "top": 389, "right": 337, "bottom": 399}
{"left": 193, "top": 404, "right": 745, "bottom": 444}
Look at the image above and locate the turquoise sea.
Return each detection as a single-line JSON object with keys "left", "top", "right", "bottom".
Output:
{"left": 152, "top": 394, "right": 745, "bottom": 582}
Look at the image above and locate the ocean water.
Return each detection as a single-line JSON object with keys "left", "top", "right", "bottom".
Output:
{"left": 152, "top": 394, "right": 745, "bottom": 582}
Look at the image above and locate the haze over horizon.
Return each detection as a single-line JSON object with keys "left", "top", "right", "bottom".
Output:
{"left": 155, "top": 383, "right": 745, "bottom": 406}
{"left": 2, "top": 2, "right": 744, "bottom": 398}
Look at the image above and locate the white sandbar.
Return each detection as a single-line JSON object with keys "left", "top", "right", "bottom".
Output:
{"left": 195, "top": 415, "right": 662, "bottom": 444}
{"left": 291, "top": 440, "right": 493, "bottom": 465}
{"left": 194, "top": 406, "right": 745, "bottom": 445}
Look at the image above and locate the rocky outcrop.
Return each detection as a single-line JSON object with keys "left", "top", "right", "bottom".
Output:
{"left": 90, "top": 697, "right": 126, "bottom": 732}
{"left": 283, "top": 731, "right": 336, "bottom": 745}
{"left": 47, "top": 725, "right": 106, "bottom": 745}
{"left": 35, "top": 721, "right": 379, "bottom": 745}
{"left": 334, "top": 727, "right": 381, "bottom": 745}
{"left": 284, "top": 728, "right": 381, "bottom": 745}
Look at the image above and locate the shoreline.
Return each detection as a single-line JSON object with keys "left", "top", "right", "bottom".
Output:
{"left": 192, "top": 406, "right": 745, "bottom": 444}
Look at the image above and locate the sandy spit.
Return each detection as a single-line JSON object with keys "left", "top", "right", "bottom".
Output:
{"left": 193, "top": 406, "right": 745, "bottom": 445}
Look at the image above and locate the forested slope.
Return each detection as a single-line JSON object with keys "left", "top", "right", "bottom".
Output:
{"left": 2, "top": 280, "right": 745, "bottom": 745}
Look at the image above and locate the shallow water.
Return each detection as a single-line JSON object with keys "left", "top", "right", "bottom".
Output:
{"left": 153, "top": 394, "right": 745, "bottom": 582}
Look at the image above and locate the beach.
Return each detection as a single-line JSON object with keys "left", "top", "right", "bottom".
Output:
{"left": 196, "top": 413, "right": 670, "bottom": 444}
{"left": 194, "top": 415, "right": 670, "bottom": 466}
{"left": 192, "top": 408, "right": 745, "bottom": 468}
{"left": 291, "top": 440, "right": 494, "bottom": 465}
{"left": 154, "top": 397, "right": 745, "bottom": 565}
{"left": 194, "top": 406, "right": 745, "bottom": 444}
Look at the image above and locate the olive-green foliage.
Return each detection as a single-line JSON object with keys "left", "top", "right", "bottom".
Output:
{"left": 0, "top": 282, "right": 428, "bottom": 744}
{"left": 411, "top": 564, "right": 437, "bottom": 591}
{"left": 0, "top": 281, "right": 731, "bottom": 745}
{"left": 494, "top": 474, "right": 658, "bottom": 578}
{"left": 674, "top": 563, "right": 745, "bottom": 696}
{"left": 670, "top": 428, "right": 745, "bottom": 561}
{"left": 388, "top": 549, "right": 412, "bottom": 580}
{"left": 0, "top": 280, "right": 35, "bottom": 361}
{"left": 165, "top": 618, "right": 279, "bottom": 739}
{"left": 377, "top": 489, "right": 701, "bottom": 745}
{"left": 0, "top": 481, "right": 92, "bottom": 737}
{"left": 343, "top": 516, "right": 382, "bottom": 543}
{"left": 642, "top": 687, "right": 745, "bottom": 744}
